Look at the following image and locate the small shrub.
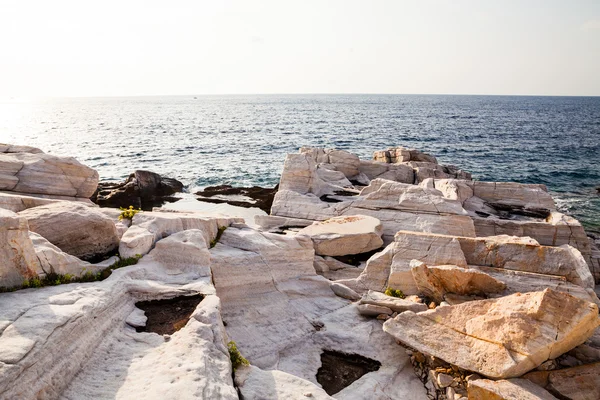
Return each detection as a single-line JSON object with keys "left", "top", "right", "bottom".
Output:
{"left": 119, "top": 206, "right": 141, "bottom": 221}
{"left": 210, "top": 226, "right": 227, "bottom": 248}
{"left": 385, "top": 287, "right": 405, "bottom": 299}
{"left": 110, "top": 254, "right": 142, "bottom": 270}
{"left": 227, "top": 341, "right": 249, "bottom": 370}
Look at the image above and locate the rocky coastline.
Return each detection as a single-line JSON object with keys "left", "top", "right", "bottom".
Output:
{"left": 1, "top": 143, "right": 599, "bottom": 400}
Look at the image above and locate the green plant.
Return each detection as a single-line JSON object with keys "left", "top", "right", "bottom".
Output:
{"left": 227, "top": 341, "right": 249, "bottom": 370}
{"left": 4, "top": 255, "right": 144, "bottom": 292}
{"left": 385, "top": 287, "right": 405, "bottom": 299}
{"left": 210, "top": 226, "right": 227, "bottom": 248}
{"left": 119, "top": 206, "right": 141, "bottom": 221}
{"left": 110, "top": 254, "right": 142, "bottom": 269}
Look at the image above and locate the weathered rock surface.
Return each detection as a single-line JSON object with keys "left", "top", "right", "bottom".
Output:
{"left": 523, "top": 362, "right": 600, "bottom": 400}
{"left": 210, "top": 225, "right": 428, "bottom": 399}
{"left": 92, "top": 170, "right": 184, "bottom": 210}
{"left": 19, "top": 202, "right": 120, "bottom": 261}
{"left": 383, "top": 289, "right": 600, "bottom": 378}
{"left": 339, "top": 230, "right": 468, "bottom": 295}
{"left": 411, "top": 262, "right": 507, "bottom": 302}
{"left": 268, "top": 147, "right": 477, "bottom": 243}
{"left": 467, "top": 378, "right": 558, "bottom": 400}
{"left": 0, "top": 209, "right": 40, "bottom": 287}
{"left": 118, "top": 211, "right": 241, "bottom": 259}
{"left": 341, "top": 230, "right": 595, "bottom": 297}
{"left": 298, "top": 215, "right": 384, "bottom": 256}
{"left": 0, "top": 144, "right": 98, "bottom": 198}
{"left": 0, "top": 219, "right": 237, "bottom": 400}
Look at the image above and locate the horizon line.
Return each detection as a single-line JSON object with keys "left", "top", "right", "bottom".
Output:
{"left": 3, "top": 92, "right": 600, "bottom": 101}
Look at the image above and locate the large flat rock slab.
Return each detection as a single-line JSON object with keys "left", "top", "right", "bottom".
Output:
{"left": 0, "top": 146, "right": 98, "bottom": 198}
{"left": 298, "top": 215, "right": 384, "bottom": 256}
{"left": 383, "top": 289, "right": 600, "bottom": 378}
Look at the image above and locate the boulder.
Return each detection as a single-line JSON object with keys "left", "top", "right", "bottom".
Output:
{"left": 0, "top": 144, "right": 98, "bottom": 198}
{"left": 329, "top": 282, "right": 361, "bottom": 301}
{"left": 29, "top": 232, "right": 117, "bottom": 277}
{"left": 297, "top": 215, "right": 384, "bottom": 256}
{"left": 523, "top": 362, "right": 600, "bottom": 400}
{"left": 357, "top": 303, "right": 393, "bottom": 316}
{"left": 359, "top": 290, "right": 428, "bottom": 313}
{"left": 467, "top": 378, "right": 558, "bottom": 400}
{"left": 383, "top": 289, "right": 600, "bottom": 378}
{"left": 92, "top": 170, "right": 184, "bottom": 210}
{"left": 0, "top": 209, "right": 40, "bottom": 288}
{"left": 410, "top": 262, "right": 507, "bottom": 302}
{"left": 19, "top": 202, "right": 120, "bottom": 261}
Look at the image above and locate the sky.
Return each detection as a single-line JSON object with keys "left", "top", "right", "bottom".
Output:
{"left": 0, "top": 0, "right": 599, "bottom": 97}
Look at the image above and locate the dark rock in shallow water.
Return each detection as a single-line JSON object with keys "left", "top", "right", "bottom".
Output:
{"left": 195, "top": 184, "right": 278, "bottom": 213}
{"left": 91, "top": 170, "right": 184, "bottom": 210}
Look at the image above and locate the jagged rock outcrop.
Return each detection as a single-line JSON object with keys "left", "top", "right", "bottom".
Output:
{"left": 0, "top": 143, "right": 98, "bottom": 198}
{"left": 373, "top": 146, "right": 471, "bottom": 182}
{"left": 297, "top": 215, "right": 384, "bottom": 256}
{"left": 383, "top": 289, "right": 600, "bottom": 378}
{"left": 92, "top": 170, "right": 184, "bottom": 210}
{"left": 435, "top": 178, "right": 596, "bottom": 280}
{"left": 19, "top": 202, "right": 120, "bottom": 261}
{"left": 339, "top": 230, "right": 596, "bottom": 297}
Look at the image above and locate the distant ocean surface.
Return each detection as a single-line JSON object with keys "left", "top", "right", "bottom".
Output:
{"left": 1, "top": 95, "right": 599, "bottom": 231}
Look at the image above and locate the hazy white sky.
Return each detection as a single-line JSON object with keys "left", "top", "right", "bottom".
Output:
{"left": 1, "top": 0, "right": 599, "bottom": 97}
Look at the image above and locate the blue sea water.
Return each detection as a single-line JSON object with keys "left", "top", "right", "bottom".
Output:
{"left": 1, "top": 94, "right": 599, "bottom": 231}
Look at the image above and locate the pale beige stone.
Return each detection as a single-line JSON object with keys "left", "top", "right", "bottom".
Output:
{"left": 467, "top": 378, "right": 558, "bottom": 400}
{"left": 411, "top": 262, "right": 507, "bottom": 302}
{"left": 19, "top": 202, "right": 120, "bottom": 260}
{"left": 297, "top": 215, "right": 384, "bottom": 256}
{"left": 383, "top": 289, "right": 600, "bottom": 378}
{"left": 0, "top": 209, "right": 40, "bottom": 287}
{"left": 0, "top": 151, "right": 98, "bottom": 198}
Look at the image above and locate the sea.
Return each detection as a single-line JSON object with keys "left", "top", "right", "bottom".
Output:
{"left": 1, "top": 94, "right": 599, "bottom": 231}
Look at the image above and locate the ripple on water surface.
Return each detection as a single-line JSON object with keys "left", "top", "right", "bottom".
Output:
{"left": 0, "top": 94, "right": 598, "bottom": 230}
